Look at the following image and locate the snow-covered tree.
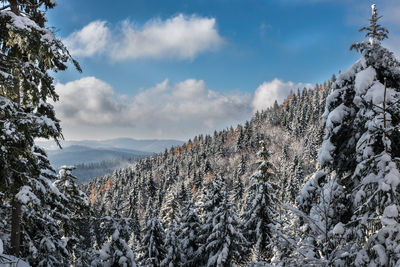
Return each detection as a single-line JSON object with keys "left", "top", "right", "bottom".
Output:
{"left": 138, "top": 207, "right": 166, "bottom": 267}
{"left": 54, "top": 166, "right": 91, "bottom": 265}
{"left": 179, "top": 201, "right": 201, "bottom": 267}
{"left": 242, "top": 141, "right": 280, "bottom": 262}
{"left": 18, "top": 170, "right": 71, "bottom": 266}
{"left": 161, "top": 190, "right": 181, "bottom": 228}
{"left": 205, "top": 190, "right": 249, "bottom": 267}
{"left": 99, "top": 198, "right": 137, "bottom": 267}
{"left": 316, "top": 4, "right": 400, "bottom": 265}
{"left": 232, "top": 172, "right": 244, "bottom": 202}
{"left": 291, "top": 171, "right": 348, "bottom": 265}
{"left": 0, "top": 0, "right": 80, "bottom": 260}
{"left": 196, "top": 175, "right": 226, "bottom": 265}
{"left": 161, "top": 220, "right": 183, "bottom": 267}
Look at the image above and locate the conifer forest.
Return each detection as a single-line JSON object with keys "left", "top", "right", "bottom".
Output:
{"left": 1, "top": 1, "right": 400, "bottom": 266}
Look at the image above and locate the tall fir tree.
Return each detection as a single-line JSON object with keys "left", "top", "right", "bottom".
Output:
{"left": 0, "top": 0, "right": 80, "bottom": 260}
{"left": 138, "top": 207, "right": 166, "bottom": 267}
{"left": 54, "top": 166, "right": 92, "bottom": 265}
{"left": 204, "top": 190, "right": 249, "bottom": 267}
{"left": 98, "top": 197, "right": 137, "bottom": 267}
{"left": 161, "top": 219, "right": 183, "bottom": 267}
{"left": 179, "top": 201, "right": 201, "bottom": 267}
{"left": 196, "top": 175, "right": 225, "bottom": 265}
{"left": 312, "top": 4, "right": 400, "bottom": 265}
{"left": 242, "top": 141, "right": 280, "bottom": 262}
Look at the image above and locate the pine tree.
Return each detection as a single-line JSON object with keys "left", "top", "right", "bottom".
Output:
{"left": 0, "top": 0, "right": 80, "bottom": 260}
{"left": 138, "top": 207, "right": 166, "bottom": 267}
{"left": 232, "top": 172, "right": 244, "bottom": 202}
{"left": 242, "top": 141, "right": 280, "bottom": 262}
{"left": 294, "top": 171, "right": 348, "bottom": 265}
{"left": 179, "top": 201, "right": 201, "bottom": 267}
{"left": 54, "top": 166, "right": 91, "bottom": 265}
{"left": 314, "top": 4, "right": 400, "bottom": 265}
{"left": 161, "top": 190, "right": 181, "bottom": 228}
{"left": 236, "top": 127, "right": 244, "bottom": 152}
{"left": 205, "top": 190, "right": 249, "bottom": 267}
{"left": 18, "top": 157, "right": 72, "bottom": 266}
{"left": 161, "top": 220, "right": 183, "bottom": 267}
{"left": 99, "top": 197, "right": 137, "bottom": 267}
{"left": 196, "top": 175, "right": 225, "bottom": 265}
{"left": 177, "top": 182, "right": 189, "bottom": 205}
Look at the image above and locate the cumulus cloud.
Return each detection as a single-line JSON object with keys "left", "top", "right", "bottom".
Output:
{"left": 54, "top": 77, "right": 313, "bottom": 139}
{"left": 54, "top": 77, "right": 251, "bottom": 139}
{"left": 64, "top": 15, "right": 224, "bottom": 61}
{"left": 64, "top": 21, "right": 111, "bottom": 57}
{"left": 252, "top": 78, "right": 312, "bottom": 112}
{"left": 53, "top": 77, "right": 125, "bottom": 125}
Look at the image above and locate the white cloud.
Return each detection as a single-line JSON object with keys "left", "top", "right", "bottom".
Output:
{"left": 64, "top": 21, "right": 111, "bottom": 57}
{"left": 53, "top": 77, "right": 125, "bottom": 125}
{"left": 113, "top": 15, "right": 224, "bottom": 60}
{"left": 252, "top": 78, "right": 312, "bottom": 112}
{"left": 54, "top": 77, "right": 251, "bottom": 140}
{"left": 64, "top": 15, "right": 224, "bottom": 61}
{"left": 54, "top": 77, "right": 312, "bottom": 140}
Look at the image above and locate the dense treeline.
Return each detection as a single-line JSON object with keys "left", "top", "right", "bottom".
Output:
{"left": 78, "top": 79, "right": 332, "bottom": 265}
{"left": 73, "top": 157, "right": 143, "bottom": 184}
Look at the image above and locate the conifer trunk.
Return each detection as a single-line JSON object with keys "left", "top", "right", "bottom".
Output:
{"left": 9, "top": 0, "right": 19, "bottom": 15}
{"left": 9, "top": 1, "right": 22, "bottom": 255}
{"left": 10, "top": 198, "right": 21, "bottom": 256}
{"left": 383, "top": 78, "right": 388, "bottom": 153}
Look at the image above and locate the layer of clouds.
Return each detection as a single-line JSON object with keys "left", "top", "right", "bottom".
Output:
{"left": 64, "top": 21, "right": 111, "bottom": 57}
{"left": 64, "top": 15, "right": 224, "bottom": 61}
{"left": 252, "top": 78, "right": 312, "bottom": 112}
{"left": 54, "top": 77, "right": 311, "bottom": 140}
{"left": 54, "top": 77, "right": 251, "bottom": 139}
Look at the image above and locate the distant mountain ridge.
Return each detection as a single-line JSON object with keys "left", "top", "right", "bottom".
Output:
{"left": 45, "top": 145, "right": 149, "bottom": 169}
{"left": 36, "top": 137, "right": 184, "bottom": 153}
{"left": 35, "top": 138, "right": 184, "bottom": 181}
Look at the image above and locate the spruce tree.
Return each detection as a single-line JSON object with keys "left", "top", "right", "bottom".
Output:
{"left": 138, "top": 207, "right": 166, "bottom": 267}
{"left": 179, "top": 201, "right": 201, "bottom": 267}
{"left": 99, "top": 197, "right": 137, "bottom": 267}
{"left": 161, "top": 220, "right": 183, "bottom": 267}
{"left": 313, "top": 4, "right": 400, "bottom": 265}
{"left": 0, "top": 0, "right": 80, "bottom": 259}
{"left": 54, "top": 166, "right": 91, "bottom": 265}
{"left": 242, "top": 141, "right": 280, "bottom": 262}
{"left": 205, "top": 190, "right": 249, "bottom": 267}
{"left": 196, "top": 175, "right": 225, "bottom": 265}
{"left": 232, "top": 172, "right": 244, "bottom": 202}
{"left": 161, "top": 190, "right": 181, "bottom": 228}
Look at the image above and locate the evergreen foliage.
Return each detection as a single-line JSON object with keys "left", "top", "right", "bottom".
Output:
{"left": 297, "top": 4, "right": 400, "bottom": 266}
{"left": 2, "top": 2, "right": 397, "bottom": 266}
{"left": 179, "top": 201, "right": 201, "bottom": 267}
{"left": 99, "top": 198, "right": 137, "bottom": 267}
{"left": 205, "top": 190, "right": 249, "bottom": 267}
{"left": 242, "top": 141, "right": 279, "bottom": 261}
{"left": 54, "top": 166, "right": 91, "bottom": 265}
{"left": 138, "top": 207, "right": 166, "bottom": 266}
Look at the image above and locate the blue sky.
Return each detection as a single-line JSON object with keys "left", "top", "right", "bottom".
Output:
{"left": 46, "top": 0, "right": 400, "bottom": 141}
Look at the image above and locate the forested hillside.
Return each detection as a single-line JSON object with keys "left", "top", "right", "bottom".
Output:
{"left": 82, "top": 80, "right": 331, "bottom": 222}
{"left": 1, "top": 1, "right": 400, "bottom": 266}
{"left": 80, "top": 80, "right": 333, "bottom": 264}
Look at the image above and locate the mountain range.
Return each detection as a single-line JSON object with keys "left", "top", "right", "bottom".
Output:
{"left": 36, "top": 138, "right": 184, "bottom": 179}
